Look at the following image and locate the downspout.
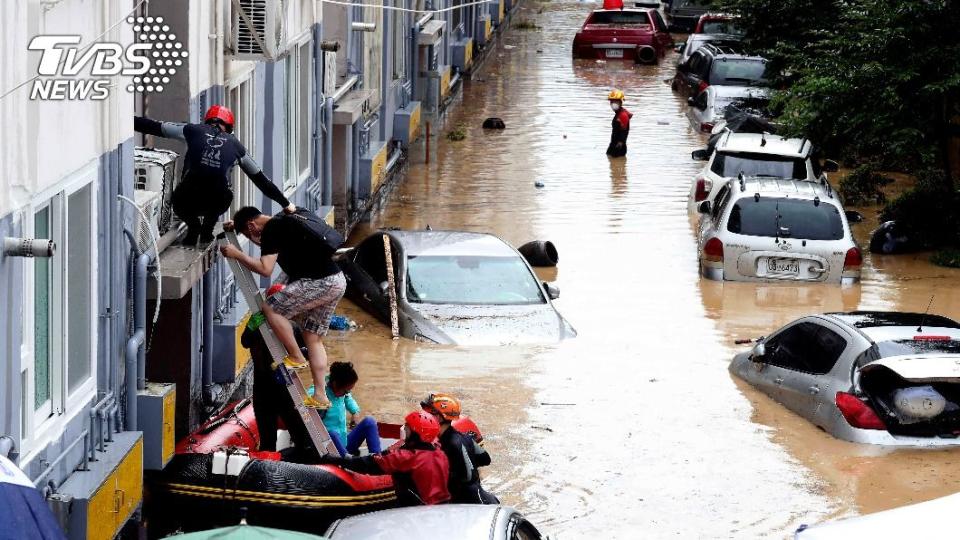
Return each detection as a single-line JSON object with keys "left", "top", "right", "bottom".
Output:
{"left": 324, "top": 96, "right": 334, "bottom": 205}
{"left": 201, "top": 268, "right": 216, "bottom": 404}
{"left": 351, "top": 121, "right": 361, "bottom": 210}
{"left": 124, "top": 249, "right": 150, "bottom": 431}
{"left": 313, "top": 24, "right": 324, "bottom": 209}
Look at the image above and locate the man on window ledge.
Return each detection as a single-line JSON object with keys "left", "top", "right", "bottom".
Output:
{"left": 134, "top": 105, "right": 295, "bottom": 246}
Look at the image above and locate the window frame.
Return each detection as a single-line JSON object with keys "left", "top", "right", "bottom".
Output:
{"left": 284, "top": 37, "right": 313, "bottom": 193}
{"left": 20, "top": 161, "right": 99, "bottom": 461}
{"left": 227, "top": 72, "right": 258, "bottom": 220}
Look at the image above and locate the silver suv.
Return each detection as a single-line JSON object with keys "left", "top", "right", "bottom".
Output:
{"left": 696, "top": 177, "right": 862, "bottom": 285}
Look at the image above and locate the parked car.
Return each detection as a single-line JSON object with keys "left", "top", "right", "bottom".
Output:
{"left": 572, "top": 7, "right": 672, "bottom": 63}
{"left": 795, "top": 492, "right": 960, "bottom": 538}
{"left": 696, "top": 177, "right": 862, "bottom": 284}
{"left": 673, "top": 43, "right": 771, "bottom": 98}
{"left": 338, "top": 230, "right": 577, "bottom": 345}
{"left": 732, "top": 311, "right": 960, "bottom": 446}
{"left": 692, "top": 12, "right": 742, "bottom": 35}
{"left": 325, "top": 505, "right": 549, "bottom": 540}
{"left": 686, "top": 85, "right": 771, "bottom": 133}
{"left": 665, "top": 0, "right": 710, "bottom": 32}
{"left": 675, "top": 34, "right": 740, "bottom": 67}
{"left": 688, "top": 132, "right": 839, "bottom": 213}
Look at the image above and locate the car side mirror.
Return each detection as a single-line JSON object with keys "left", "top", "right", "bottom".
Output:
{"left": 822, "top": 159, "right": 839, "bottom": 173}
{"left": 751, "top": 342, "right": 766, "bottom": 361}
{"left": 845, "top": 210, "right": 864, "bottom": 223}
{"left": 691, "top": 149, "right": 711, "bottom": 161}
{"left": 697, "top": 200, "right": 712, "bottom": 214}
{"left": 379, "top": 281, "right": 390, "bottom": 296}
{"left": 544, "top": 282, "right": 560, "bottom": 300}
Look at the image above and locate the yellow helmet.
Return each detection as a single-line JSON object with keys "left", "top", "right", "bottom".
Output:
{"left": 608, "top": 89, "right": 625, "bottom": 101}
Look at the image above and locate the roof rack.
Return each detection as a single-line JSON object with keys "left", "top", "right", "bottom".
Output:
{"left": 738, "top": 172, "right": 745, "bottom": 192}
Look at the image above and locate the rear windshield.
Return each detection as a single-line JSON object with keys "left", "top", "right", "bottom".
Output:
{"left": 727, "top": 197, "right": 845, "bottom": 240}
{"left": 708, "top": 59, "right": 770, "bottom": 86}
{"left": 711, "top": 152, "right": 807, "bottom": 179}
{"left": 875, "top": 339, "right": 960, "bottom": 358}
{"left": 700, "top": 21, "right": 743, "bottom": 35}
{"left": 589, "top": 11, "right": 651, "bottom": 25}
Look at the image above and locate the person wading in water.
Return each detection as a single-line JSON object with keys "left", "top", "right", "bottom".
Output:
{"left": 606, "top": 89, "right": 633, "bottom": 157}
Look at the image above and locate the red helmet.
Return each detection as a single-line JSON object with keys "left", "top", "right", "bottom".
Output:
{"left": 266, "top": 283, "right": 286, "bottom": 297}
{"left": 204, "top": 105, "right": 234, "bottom": 132}
{"left": 404, "top": 410, "right": 440, "bottom": 443}
{"left": 452, "top": 416, "right": 483, "bottom": 444}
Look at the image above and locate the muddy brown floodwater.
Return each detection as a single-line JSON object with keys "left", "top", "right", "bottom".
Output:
{"left": 320, "top": 2, "right": 960, "bottom": 538}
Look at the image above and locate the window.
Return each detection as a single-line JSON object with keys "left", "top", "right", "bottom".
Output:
{"left": 727, "top": 197, "right": 845, "bottom": 241}
{"left": 708, "top": 59, "right": 770, "bottom": 86}
{"left": 285, "top": 41, "right": 313, "bottom": 191}
{"left": 588, "top": 11, "right": 652, "bottom": 25}
{"left": 652, "top": 11, "right": 668, "bottom": 33}
{"left": 406, "top": 256, "right": 546, "bottom": 305}
{"left": 450, "top": 0, "right": 463, "bottom": 34}
{"left": 392, "top": 7, "right": 407, "bottom": 80}
{"left": 22, "top": 166, "right": 98, "bottom": 456}
{"left": 711, "top": 152, "right": 808, "bottom": 180}
{"left": 701, "top": 20, "right": 742, "bottom": 35}
{"left": 363, "top": 0, "right": 384, "bottom": 109}
{"left": 712, "top": 185, "right": 730, "bottom": 221}
{"left": 764, "top": 322, "right": 847, "bottom": 374}
{"left": 228, "top": 76, "right": 256, "bottom": 216}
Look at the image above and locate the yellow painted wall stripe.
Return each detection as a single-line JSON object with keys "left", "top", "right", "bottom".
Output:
{"left": 163, "top": 486, "right": 396, "bottom": 508}
{"left": 162, "top": 482, "right": 394, "bottom": 502}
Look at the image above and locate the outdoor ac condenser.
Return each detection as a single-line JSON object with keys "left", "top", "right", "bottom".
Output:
{"left": 230, "top": 0, "right": 285, "bottom": 60}
{"left": 133, "top": 190, "right": 161, "bottom": 251}
{"left": 134, "top": 147, "right": 179, "bottom": 235}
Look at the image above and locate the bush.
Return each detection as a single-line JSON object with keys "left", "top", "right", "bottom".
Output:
{"left": 880, "top": 169, "right": 960, "bottom": 249}
{"left": 931, "top": 249, "right": 960, "bottom": 268}
{"left": 838, "top": 164, "right": 891, "bottom": 206}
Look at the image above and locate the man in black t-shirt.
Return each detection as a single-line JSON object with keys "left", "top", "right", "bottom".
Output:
{"left": 221, "top": 205, "right": 345, "bottom": 409}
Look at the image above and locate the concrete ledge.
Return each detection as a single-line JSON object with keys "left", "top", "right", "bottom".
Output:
{"left": 149, "top": 244, "right": 217, "bottom": 300}
{"left": 333, "top": 89, "right": 374, "bottom": 125}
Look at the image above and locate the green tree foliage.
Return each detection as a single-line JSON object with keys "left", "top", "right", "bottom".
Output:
{"left": 720, "top": 0, "right": 960, "bottom": 173}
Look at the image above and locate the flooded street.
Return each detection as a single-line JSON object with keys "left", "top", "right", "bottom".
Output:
{"left": 325, "top": 2, "right": 960, "bottom": 537}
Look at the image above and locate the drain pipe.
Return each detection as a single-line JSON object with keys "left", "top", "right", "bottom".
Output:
{"left": 124, "top": 249, "right": 150, "bottom": 431}
{"left": 201, "top": 268, "right": 216, "bottom": 404}
{"left": 324, "top": 96, "right": 334, "bottom": 206}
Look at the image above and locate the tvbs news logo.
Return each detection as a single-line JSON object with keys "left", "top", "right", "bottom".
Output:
{"left": 29, "top": 16, "right": 187, "bottom": 101}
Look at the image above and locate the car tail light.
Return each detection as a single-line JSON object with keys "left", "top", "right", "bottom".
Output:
{"left": 697, "top": 80, "right": 709, "bottom": 94}
{"left": 694, "top": 176, "right": 711, "bottom": 202}
{"left": 703, "top": 238, "right": 724, "bottom": 263}
{"left": 843, "top": 247, "right": 863, "bottom": 271}
{"left": 835, "top": 392, "right": 885, "bottom": 430}
{"left": 700, "top": 122, "right": 715, "bottom": 133}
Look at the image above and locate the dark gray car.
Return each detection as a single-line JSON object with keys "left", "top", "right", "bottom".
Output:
{"left": 339, "top": 230, "right": 576, "bottom": 345}
{"left": 730, "top": 311, "right": 960, "bottom": 446}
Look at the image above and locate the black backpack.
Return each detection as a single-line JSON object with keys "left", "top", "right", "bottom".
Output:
{"left": 282, "top": 209, "right": 344, "bottom": 253}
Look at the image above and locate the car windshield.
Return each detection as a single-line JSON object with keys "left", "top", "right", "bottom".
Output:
{"left": 406, "top": 255, "right": 546, "bottom": 305}
{"left": 711, "top": 152, "right": 807, "bottom": 179}
{"left": 727, "top": 197, "right": 845, "bottom": 240}
{"left": 700, "top": 20, "right": 742, "bottom": 35}
{"left": 589, "top": 11, "right": 650, "bottom": 25}
{"left": 708, "top": 59, "right": 770, "bottom": 86}
{"left": 875, "top": 339, "right": 960, "bottom": 358}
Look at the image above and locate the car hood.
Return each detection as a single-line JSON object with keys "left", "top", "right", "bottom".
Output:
{"left": 410, "top": 302, "right": 577, "bottom": 346}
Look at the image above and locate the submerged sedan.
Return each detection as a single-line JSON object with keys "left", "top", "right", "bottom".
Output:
{"left": 338, "top": 230, "right": 576, "bottom": 345}
{"left": 731, "top": 311, "right": 960, "bottom": 446}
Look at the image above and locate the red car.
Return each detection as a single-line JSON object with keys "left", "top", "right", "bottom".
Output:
{"left": 693, "top": 13, "right": 741, "bottom": 35}
{"left": 572, "top": 7, "right": 672, "bottom": 64}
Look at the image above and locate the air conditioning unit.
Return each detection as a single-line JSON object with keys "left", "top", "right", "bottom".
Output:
{"left": 134, "top": 147, "right": 179, "bottom": 235}
{"left": 323, "top": 51, "right": 337, "bottom": 97}
{"left": 231, "top": 0, "right": 285, "bottom": 60}
{"left": 133, "top": 190, "right": 162, "bottom": 253}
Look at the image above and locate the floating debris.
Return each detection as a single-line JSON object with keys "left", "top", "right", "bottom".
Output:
{"left": 535, "top": 181, "right": 545, "bottom": 188}
{"left": 483, "top": 117, "right": 506, "bottom": 129}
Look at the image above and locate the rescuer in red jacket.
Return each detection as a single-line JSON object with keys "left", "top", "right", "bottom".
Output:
{"left": 318, "top": 410, "right": 451, "bottom": 506}
{"left": 606, "top": 89, "right": 633, "bottom": 157}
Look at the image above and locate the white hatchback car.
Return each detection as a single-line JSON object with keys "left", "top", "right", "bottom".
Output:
{"left": 697, "top": 177, "right": 862, "bottom": 284}
{"left": 688, "top": 132, "right": 838, "bottom": 213}
{"left": 686, "top": 84, "right": 770, "bottom": 133}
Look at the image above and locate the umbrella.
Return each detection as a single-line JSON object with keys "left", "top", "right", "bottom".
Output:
{"left": 0, "top": 454, "right": 66, "bottom": 540}
{"left": 167, "top": 523, "right": 329, "bottom": 540}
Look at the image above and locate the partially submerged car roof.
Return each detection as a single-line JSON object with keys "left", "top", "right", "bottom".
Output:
{"left": 384, "top": 230, "right": 519, "bottom": 258}
{"left": 728, "top": 178, "right": 835, "bottom": 200}
{"left": 326, "top": 505, "right": 513, "bottom": 539}
{"left": 826, "top": 311, "right": 960, "bottom": 331}
{"left": 716, "top": 132, "right": 812, "bottom": 158}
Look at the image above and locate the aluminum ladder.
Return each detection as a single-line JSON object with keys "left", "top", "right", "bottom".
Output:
{"left": 221, "top": 231, "right": 337, "bottom": 457}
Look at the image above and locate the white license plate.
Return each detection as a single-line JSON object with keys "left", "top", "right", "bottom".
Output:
{"left": 606, "top": 49, "right": 624, "bottom": 58}
{"left": 766, "top": 258, "right": 800, "bottom": 275}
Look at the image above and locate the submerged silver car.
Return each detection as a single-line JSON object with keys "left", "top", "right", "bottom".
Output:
{"left": 325, "top": 505, "right": 548, "bottom": 540}
{"left": 339, "top": 230, "right": 576, "bottom": 345}
{"left": 731, "top": 311, "right": 960, "bottom": 446}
